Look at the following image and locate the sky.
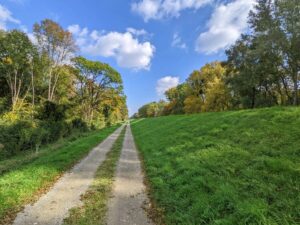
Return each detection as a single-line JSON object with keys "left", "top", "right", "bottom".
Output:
{"left": 0, "top": 0, "right": 255, "bottom": 116}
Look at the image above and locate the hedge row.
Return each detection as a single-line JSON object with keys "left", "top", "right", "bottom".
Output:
{"left": 0, "top": 118, "right": 88, "bottom": 159}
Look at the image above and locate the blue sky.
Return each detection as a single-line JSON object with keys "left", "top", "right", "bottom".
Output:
{"left": 0, "top": 0, "right": 255, "bottom": 115}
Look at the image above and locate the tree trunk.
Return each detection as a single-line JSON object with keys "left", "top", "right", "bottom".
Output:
{"left": 32, "top": 71, "right": 35, "bottom": 106}
{"left": 48, "top": 67, "right": 53, "bottom": 101}
{"left": 251, "top": 87, "right": 256, "bottom": 109}
{"left": 280, "top": 75, "right": 292, "bottom": 105}
{"left": 50, "top": 73, "right": 60, "bottom": 101}
{"left": 293, "top": 72, "right": 298, "bottom": 105}
{"left": 293, "top": 79, "right": 298, "bottom": 105}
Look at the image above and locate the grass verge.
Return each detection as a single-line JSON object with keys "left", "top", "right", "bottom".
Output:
{"left": 0, "top": 125, "right": 119, "bottom": 225}
{"left": 131, "top": 107, "right": 300, "bottom": 225}
{"left": 63, "top": 126, "right": 126, "bottom": 225}
{"left": 0, "top": 131, "right": 98, "bottom": 175}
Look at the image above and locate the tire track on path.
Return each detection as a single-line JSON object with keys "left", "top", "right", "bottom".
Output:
{"left": 107, "top": 124, "right": 153, "bottom": 225}
{"left": 13, "top": 126, "right": 124, "bottom": 225}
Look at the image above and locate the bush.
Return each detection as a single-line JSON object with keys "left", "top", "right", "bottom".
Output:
{"left": 38, "top": 101, "right": 68, "bottom": 122}
{"left": 0, "top": 104, "right": 92, "bottom": 159}
{"left": 0, "top": 120, "right": 36, "bottom": 157}
{"left": 30, "top": 126, "right": 48, "bottom": 152}
{"left": 40, "top": 121, "right": 70, "bottom": 143}
{"left": 0, "top": 118, "right": 83, "bottom": 159}
{"left": 71, "top": 118, "right": 88, "bottom": 131}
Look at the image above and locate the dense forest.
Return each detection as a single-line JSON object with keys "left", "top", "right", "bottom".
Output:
{"left": 134, "top": 0, "right": 300, "bottom": 118}
{"left": 0, "top": 19, "right": 128, "bottom": 158}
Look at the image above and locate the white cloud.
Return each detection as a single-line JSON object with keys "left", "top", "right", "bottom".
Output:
{"left": 126, "top": 27, "right": 148, "bottom": 36}
{"left": 195, "top": 0, "right": 256, "bottom": 54}
{"left": 0, "top": 4, "right": 20, "bottom": 30}
{"left": 172, "top": 32, "right": 187, "bottom": 49}
{"left": 132, "top": 0, "right": 213, "bottom": 22}
{"left": 67, "top": 24, "right": 81, "bottom": 35}
{"left": 156, "top": 76, "right": 180, "bottom": 96}
{"left": 68, "top": 25, "right": 155, "bottom": 70}
{"left": 68, "top": 24, "right": 88, "bottom": 37}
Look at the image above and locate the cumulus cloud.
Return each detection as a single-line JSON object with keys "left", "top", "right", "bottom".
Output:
{"left": 195, "top": 0, "right": 256, "bottom": 54}
{"left": 172, "top": 32, "right": 187, "bottom": 49}
{"left": 0, "top": 4, "right": 20, "bottom": 30}
{"left": 131, "top": 0, "right": 213, "bottom": 21}
{"left": 68, "top": 25, "right": 155, "bottom": 70}
{"left": 126, "top": 27, "right": 148, "bottom": 36}
{"left": 156, "top": 76, "right": 180, "bottom": 96}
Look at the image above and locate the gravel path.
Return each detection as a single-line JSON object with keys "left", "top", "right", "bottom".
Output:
{"left": 13, "top": 126, "right": 123, "bottom": 225}
{"left": 107, "top": 125, "right": 153, "bottom": 225}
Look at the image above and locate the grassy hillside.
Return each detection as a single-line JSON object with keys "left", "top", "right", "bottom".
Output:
{"left": 131, "top": 107, "right": 300, "bottom": 225}
{"left": 0, "top": 125, "right": 119, "bottom": 224}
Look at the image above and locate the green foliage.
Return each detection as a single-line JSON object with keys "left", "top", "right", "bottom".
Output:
{"left": 0, "top": 20, "right": 128, "bottom": 159}
{"left": 0, "top": 119, "right": 69, "bottom": 158}
{"left": 0, "top": 120, "right": 35, "bottom": 157}
{"left": 137, "top": 100, "right": 167, "bottom": 118}
{"left": 0, "top": 125, "right": 119, "bottom": 223}
{"left": 72, "top": 56, "right": 123, "bottom": 86}
{"left": 131, "top": 107, "right": 300, "bottom": 225}
{"left": 227, "top": 0, "right": 300, "bottom": 107}
{"left": 164, "top": 84, "right": 188, "bottom": 115}
{"left": 71, "top": 118, "right": 88, "bottom": 132}
{"left": 33, "top": 19, "right": 76, "bottom": 102}
{"left": 136, "top": 0, "right": 299, "bottom": 118}
{"left": 72, "top": 56, "right": 126, "bottom": 127}
{"left": 185, "top": 62, "right": 231, "bottom": 112}
{"left": 38, "top": 101, "right": 68, "bottom": 121}
{"left": 0, "top": 30, "right": 37, "bottom": 110}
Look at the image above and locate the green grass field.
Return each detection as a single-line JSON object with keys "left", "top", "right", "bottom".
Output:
{"left": 131, "top": 107, "right": 300, "bottom": 225}
{"left": 0, "top": 125, "right": 119, "bottom": 224}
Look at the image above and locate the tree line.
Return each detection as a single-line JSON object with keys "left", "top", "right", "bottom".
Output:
{"left": 0, "top": 19, "right": 128, "bottom": 158}
{"left": 134, "top": 0, "right": 299, "bottom": 118}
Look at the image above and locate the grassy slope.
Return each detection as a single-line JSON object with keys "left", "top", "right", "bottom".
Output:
{"left": 0, "top": 125, "right": 119, "bottom": 224}
{"left": 63, "top": 126, "right": 126, "bottom": 225}
{"left": 131, "top": 107, "right": 300, "bottom": 225}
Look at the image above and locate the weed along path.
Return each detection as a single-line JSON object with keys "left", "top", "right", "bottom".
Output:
{"left": 13, "top": 126, "right": 124, "bottom": 225}
{"left": 107, "top": 125, "right": 153, "bottom": 225}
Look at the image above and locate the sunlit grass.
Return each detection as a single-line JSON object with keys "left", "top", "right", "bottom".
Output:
{"left": 131, "top": 107, "right": 300, "bottom": 225}
{"left": 0, "top": 125, "right": 119, "bottom": 224}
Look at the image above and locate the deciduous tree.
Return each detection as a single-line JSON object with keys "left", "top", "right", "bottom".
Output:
{"left": 33, "top": 19, "right": 76, "bottom": 101}
{"left": 0, "top": 30, "right": 37, "bottom": 110}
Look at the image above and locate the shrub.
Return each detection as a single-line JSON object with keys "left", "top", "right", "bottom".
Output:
{"left": 30, "top": 126, "right": 48, "bottom": 153}
{"left": 0, "top": 120, "right": 36, "bottom": 157}
{"left": 0, "top": 119, "right": 81, "bottom": 159}
{"left": 38, "top": 101, "right": 68, "bottom": 122}
{"left": 71, "top": 118, "right": 88, "bottom": 131}
{"left": 0, "top": 104, "right": 91, "bottom": 159}
{"left": 40, "top": 121, "right": 69, "bottom": 143}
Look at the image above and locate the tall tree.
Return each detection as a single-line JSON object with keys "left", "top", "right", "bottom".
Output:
{"left": 185, "top": 62, "right": 230, "bottom": 112}
{"left": 226, "top": 35, "right": 263, "bottom": 108}
{"left": 164, "top": 84, "right": 188, "bottom": 115}
{"left": 137, "top": 101, "right": 166, "bottom": 118}
{"left": 275, "top": 0, "right": 300, "bottom": 105}
{"left": 249, "top": 0, "right": 292, "bottom": 105}
{"left": 72, "top": 56, "right": 123, "bottom": 125}
{"left": 0, "top": 30, "right": 37, "bottom": 110}
{"left": 33, "top": 19, "right": 76, "bottom": 101}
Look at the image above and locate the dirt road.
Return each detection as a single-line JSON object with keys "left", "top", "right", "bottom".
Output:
{"left": 106, "top": 125, "right": 153, "bottom": 225}
{"left": 13, "top": 126, "right": 123, "bottom": 225}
